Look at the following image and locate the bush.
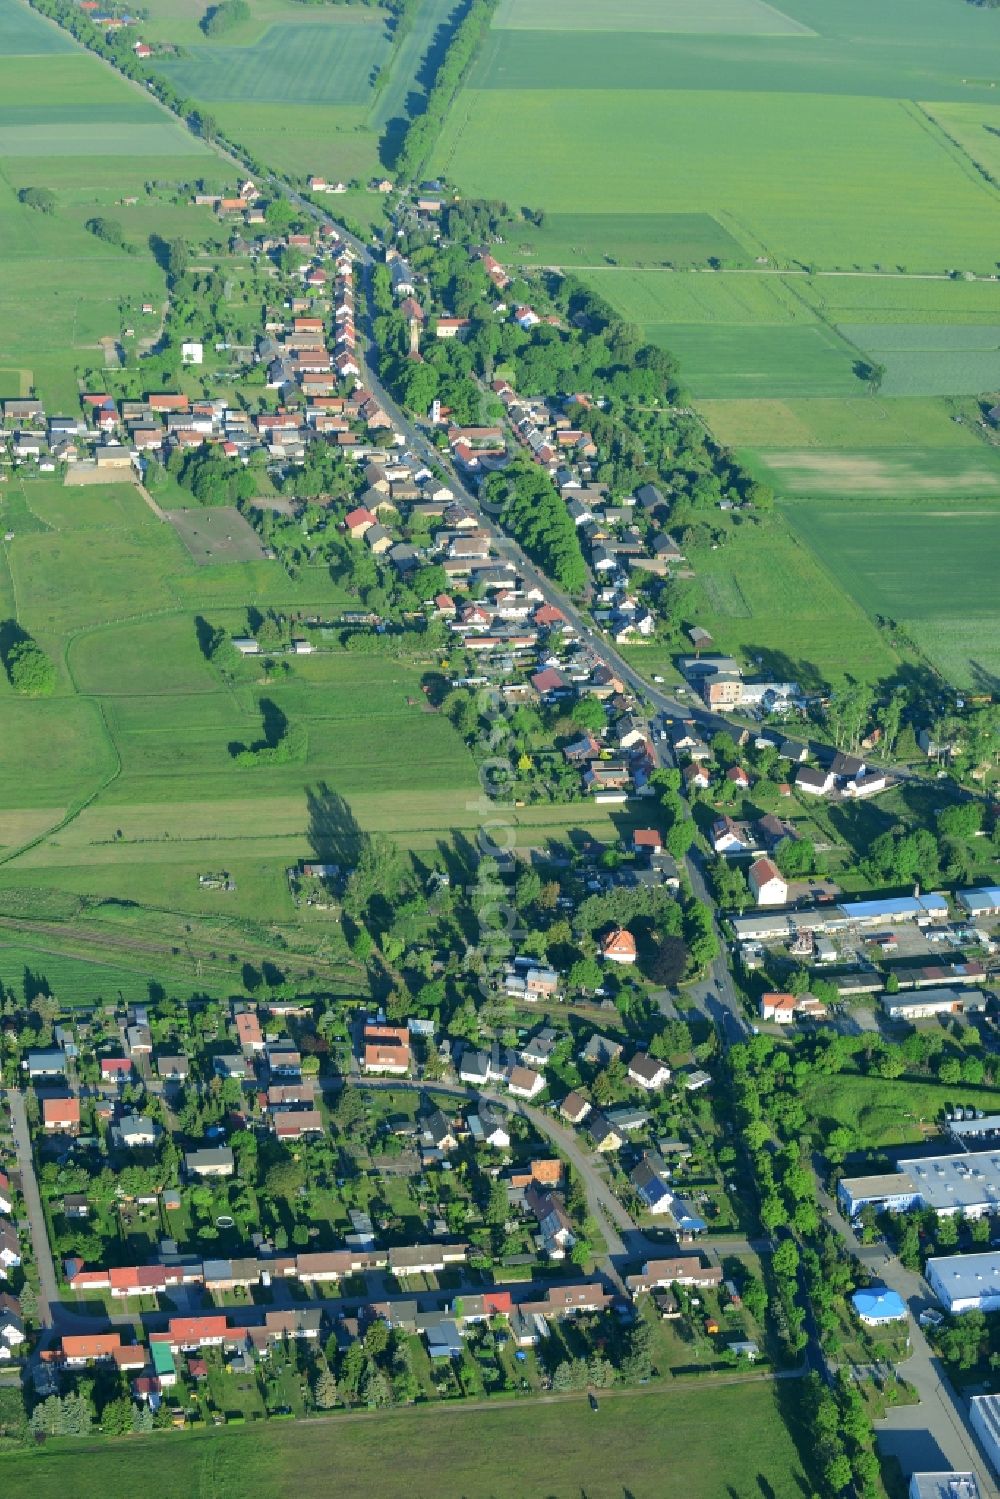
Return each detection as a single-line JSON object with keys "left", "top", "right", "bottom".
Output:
{"left": 85, "top": 215, "right": 126, "bottom": 249}
{"left": 5, "top": 639, "right": 56, "bottom": 697}
{"left": 201, "top": 0, "right": 249, "bottom": 35}
{"left": 18, "top": 187, "right": 56, "bottom": 214}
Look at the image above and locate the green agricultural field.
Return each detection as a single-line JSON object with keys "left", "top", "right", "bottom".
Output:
{"left": 0, "top": 122, "right": 203, "bottom": 156}
{"left": 368, "top": 0, "right": 461, "bottom": 134}
{"left": 924, "top": 102, "right": 1000, "bottom": 189}
{"left": 138, "top": 0, "right": 364, "bottom": 48}
{"left": 581, "top": 269, "right": 810, "bottom": 324}
{"left": 0, "top": 0, "right": 73, "bottom": 52}
{"left": 509, "top": 212, "right": 747, "bottom": 268}
{"left": 474, "top": 0, "right": 1000, "bottom": 105}
{"left": 435, "top": 90, "right": 1000, "bottom": 273}
{"left": 748, "top": 447, "right": 1000, "bottom": 496}
{"left": 156, "top": 20, "right": 391, "bottom": 106}
{"left": 68, "top": 616, "right": 220, "bottom": 697}
{"left": 836, "top": 323, "right": 1000, "bottom": 397}
{"left": 494, "top": 0, "right": 814, "bottom": 34}
{"left": 0, "top": 58, "right": 213, "bottom": 410}
{"left": 792, "top": 273, "right": 1000, "bottom": 326}
{"left": 677, "top": 514, "right": 902, "bottom": 688}
{"left": 0, "top": 940, "right": 180, "bottom": 1008}
{"left": 0, "top": 1381, "right": 816, "bottom": 1499}
{"left": 783, "top": 497, "right": 1000, "bottom": 685}
{"left": 648, "top": 323, "right": 862, "bottom": 399}
{"left": 695, "top": 396, "right": 983, "bottom": 449}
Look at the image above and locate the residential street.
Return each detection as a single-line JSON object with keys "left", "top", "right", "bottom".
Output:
{"left": 7, "top": 1088, "right": 57, "bottom": 1328}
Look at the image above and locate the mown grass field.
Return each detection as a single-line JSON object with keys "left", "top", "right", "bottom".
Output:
{"left": 0, "top": 1381, "right": 815, "bottom": 1499}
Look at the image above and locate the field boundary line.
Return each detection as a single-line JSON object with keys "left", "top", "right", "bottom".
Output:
{"left": 0, "top": 700, "right": 122, "bottom": 869}
{"left": 905, "top": 98, "right": 1000, "bottom": 204}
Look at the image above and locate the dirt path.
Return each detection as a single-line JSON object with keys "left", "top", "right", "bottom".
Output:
{"left": 135, "top": 481, "right": 166, "bottom": 521}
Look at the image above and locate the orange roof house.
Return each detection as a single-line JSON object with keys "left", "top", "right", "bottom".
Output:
{"left": 600, "top": 926, "right": 637, "bottom": 965}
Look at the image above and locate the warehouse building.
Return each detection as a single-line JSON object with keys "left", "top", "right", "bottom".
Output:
{"left": 880, "top": 987, "right": 987, "bottom": 1022}
{"left": 927, "top": 1252, "right": 1000, "bottom": 1314}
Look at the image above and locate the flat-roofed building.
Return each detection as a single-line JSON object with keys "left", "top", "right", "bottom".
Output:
{"left": 927, "top": 1252, "right": 1000, "bottom": 1314}
{"left": 838, "top": 1171, "right": 920, "bottom": 1220}
{"left": 909, "top": 1474, "right": 981, "bottom": 1499}
{"left": 970, "top": 1395, "right": 1000, "bottom": 1481}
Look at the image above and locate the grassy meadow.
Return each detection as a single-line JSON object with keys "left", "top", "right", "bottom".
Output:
{"left": 0, "top": 480, "right": 492, "bottom": 917}
{"left": 0, "top": 473, "right": 626, "bottom": 918}
{"left": 0, "top": 1381, "right": 816, "bottom": 1499}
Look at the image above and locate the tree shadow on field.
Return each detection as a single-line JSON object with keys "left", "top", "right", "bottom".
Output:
{"left": 0, "top": 618, "right": 29, "bottom": 672}
{"left": 305, "top": 781, "right": 365, "bottom": 865}
{"left": 740, "top": 644, "right": 823, "bottom": 696}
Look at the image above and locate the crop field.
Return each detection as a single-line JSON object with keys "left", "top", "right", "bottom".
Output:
{"left": 581, "top": 270, "right": 809, "bottom": 324}
{"left": 0, "top": 1381, "right": 815, "bottom": 1499}
{"left": 782, "top": 497, "right": 1000, "bottom": 686}
{"left": 156, "top": 20, "right": 391, "bottom": 106}
{"left": 474, "top": 0, "right": 1000, "bottom": 105}
{"left": 923, "top": 102, "right": 1000, "bottom": 187}
{"left": 792, "top": 273, "right": 1000, "bottom": 326}
{"left": 835, "top": 323, "right": 1000, "bottom": 397}
{"left": 0, "top": 0, "right": 73, "bottom": 53}
{"left": 696, "top": 396, "right": 984, "bottom": 449}
{"left": 510, "top": 212, "right": 747, "bottom": 268}
{"left": 0, "top": 55, "right": 202, "bottom": 156}
{"left": 649, "top": 323, "right": 862, "bottom": 400}
{"left": 493, "top": 0, "right": 814, "bottom": 34}
{"left": 435, "top": 91, "right": 1000, "bottom": 274}
{"left": 747, "top": 448, "right": 1000, "bottom": 497}
{"left": 369, "top": 0, "right": 462, "bottom": 135}
{"left": 138, "top": 0, "right": 369, "bottom": 48}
